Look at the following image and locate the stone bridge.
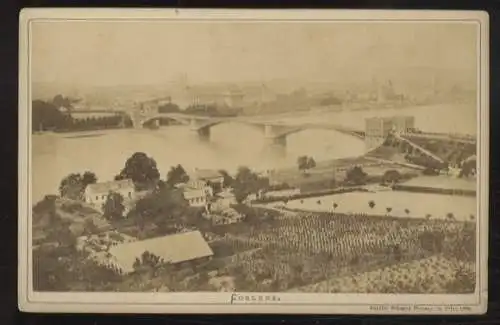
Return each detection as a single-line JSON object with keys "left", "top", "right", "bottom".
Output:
{"left": 125, "top": 107, "right": 476, "bottom": 169}
{"left": 131, "top": 111, "right": 367, "bottom": 145}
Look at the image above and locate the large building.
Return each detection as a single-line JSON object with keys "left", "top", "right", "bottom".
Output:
{"left": 103, "top": 230, "right": 214, "bottom": 274}
{"left": 365, "top": 116, "right": 415, "bottom": 151}
{"left": 84, "top": 179, "right": 136, "bottom": 209}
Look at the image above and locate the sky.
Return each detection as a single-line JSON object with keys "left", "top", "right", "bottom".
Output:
{"left": 30, "top": 21, "right": 478, "bottom": 86}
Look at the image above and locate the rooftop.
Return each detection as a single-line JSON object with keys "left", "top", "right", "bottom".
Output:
{"left": 107, "top": 230, "right": 214, "bottom": 274}
{"left": 86, "top": 179, "right": 134, "bottom": 195}
{"left": 191, "top": 169, "right": 223, "bottom": 180}
{"left": 217, "top": 191, "right": 235, "bottom": 198}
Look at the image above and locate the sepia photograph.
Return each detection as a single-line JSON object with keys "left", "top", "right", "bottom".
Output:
{"left": 18, "top": 9, "right": 489, "bottom": 314}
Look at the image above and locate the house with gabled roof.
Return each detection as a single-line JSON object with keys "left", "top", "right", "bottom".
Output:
{"left": 101, "top": 230, "right": 214, "bottom": 274}
{"left": 84, "top": 179, "right": 136, "bottom": 211}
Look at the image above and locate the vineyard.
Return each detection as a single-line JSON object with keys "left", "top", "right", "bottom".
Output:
{"left": 201, "top": 211, "right": 476, "bottom": 293}
{"left": 291, "top": 255, "right": 475, "bottom": 294}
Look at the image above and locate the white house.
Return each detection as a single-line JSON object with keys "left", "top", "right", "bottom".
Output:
{"left": 84, "top": 179, "right": 136, "bottom": 209}
{"left": 214, "top": 190, "right": 237, "bottom": 208}
{"left": 176, "top": 181, "right": 213, "bottom": 207}
{"left": 182, "top": 186, "right": 213, "bottom": 207}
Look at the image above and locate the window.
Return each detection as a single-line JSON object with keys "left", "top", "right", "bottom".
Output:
{"left": 96, "top": 196, "right": 98, "bottom": 201}
{"left": 128, "top": 192, "right": 132, "bottom": 198}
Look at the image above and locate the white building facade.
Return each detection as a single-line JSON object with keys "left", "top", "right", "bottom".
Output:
{"left": 84, "top": 179, "right": 136, "bottom": 210}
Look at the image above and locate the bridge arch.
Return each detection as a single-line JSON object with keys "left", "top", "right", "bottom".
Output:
{"left": 138, "top": 114, "right": 191, "bottom": 127}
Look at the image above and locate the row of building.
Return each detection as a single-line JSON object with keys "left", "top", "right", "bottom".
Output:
{"left": 83, "top": 168, "right": 235, "bottom": 216}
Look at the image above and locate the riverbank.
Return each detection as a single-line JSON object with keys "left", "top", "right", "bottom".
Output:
{"left": 392, "top": 185, "right": 476, "bottom": 197}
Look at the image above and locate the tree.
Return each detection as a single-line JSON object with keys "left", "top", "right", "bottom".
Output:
{"left": 59, "top": 173, "right": 85, "bottom": 200}
{"left": 232, "top": 166, "right": 267, "bottom": 203}
{"left": 233, "top": 186, "right": 250, "bottom": 204}
{"left": 382, "top": 170, "right": 402, "bottom": 185}
{"left": 297, "top": 156, "right": 316, "bottom": 175}
{"left": 345, "top": 166, "right": 368, "bottom": 185}
{"left": 332, "top": 202, "right": 338, "bottom": 211}
{"left": 158, "top": 102, "right": 180, "bottom": 113}
{"left": 53, "top": 94, "right": 71, "bottom": 109}
{"left": 404, "top": 209, "right": 410, "bottom": 215}
{"left": 166, "top": 164, "right": 189, "bottom": 186}
{"left": 368, "top": 200, "right": 375, "bottom": 209}
{"left": 32, "top": 100, "right": 71, "bottom": 132}
{"left": 459, "top": 159, "right": 476, "bottom": 178}
{"left": 59, "top": 171, "right": 98, "bottom": 201}
{"left": 386, "top": 207, "right": 392, "bottom": 215}
{"left": 82, "top": 171, "right": 98, "bottom": 186}
{"left": 307, "top": 157, "right": 316, "bottom": 170}
{"left": 83, "top": 218, "right": 99, "bottom": 236}
{"left": 102, "top": 192, "right": 125, "bottom": 220}
{"left": 446, "top": 213, "right": 455, "bottom": 221}
{"left": 33, "top": 195, "right": 58, "bottom": 222}
{"left": 116, "top": 152, "right": 160, "bottom": 189}
{"left": 218, "top": 170, "right": 234, "bottom": 188}
{"left": 128, "top": 186, "right": 189, "bottom": 223}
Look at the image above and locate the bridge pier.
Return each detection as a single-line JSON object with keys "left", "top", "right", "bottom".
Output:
{"left": 263, "top": 135, "right": 287, "bottom": 158}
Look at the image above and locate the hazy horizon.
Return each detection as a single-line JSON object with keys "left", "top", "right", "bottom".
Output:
{"left": 31, "top": 21, "right": 478, "bottom": 88}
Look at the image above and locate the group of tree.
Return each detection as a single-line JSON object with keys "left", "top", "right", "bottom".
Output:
{"left": 158, "top": 102, "right": 181, "bottom": 113}
{"left": 32, "top": 100, "right": 73, "bottom": 132}
{"left": 102, "top": 192, "right": 126, "bottom": 220}
{"left": 69, "top": 115, "right": 129, "bottom": 130}
{"left": 344, "top": 166, "right": 368, "bottom": 185}
{"left": 297, "top": 156, "right": 317, "bottom": 175}
{"left": 165, "top": 164, "right": 190, "bottom": 187}
{"left": 33, "top": 246, "right": 121, "bottom": 291}
{"left": 126, "top": 183, "right": 193, "bottom": 229}
{"left": 52, "top": 94, "right": 79, "bottom": 111}
{"left": 32, "top": 97, "right": 129, "bottom": 132}
{"left": 382, "top": 169, "right": 402, "bottom": 185}
{"left": 115, "top": 152, "right": 160, "bottom": 190}
{"left": 231, "top": 166, "right": 270, "bottom": 203}
{"left": 59, "top": 171, "right": 98, "bottom": 200}
{"left": 459, "top": 158, "right": 476, "bottom": 178}
{"left": 218, "top": 170, "right": 235, "bottom": 188}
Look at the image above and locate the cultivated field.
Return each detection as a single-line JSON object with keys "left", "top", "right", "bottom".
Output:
{"left": 290, "top": 255, "right": 475, "bottom": 294}
{"left": 200, "top": 211, "right": 476, "bottom": 293}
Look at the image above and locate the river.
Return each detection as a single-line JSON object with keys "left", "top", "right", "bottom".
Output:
{"left": 31, "top": 103, "right": 476, "bottom": 204}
